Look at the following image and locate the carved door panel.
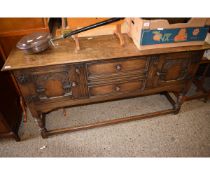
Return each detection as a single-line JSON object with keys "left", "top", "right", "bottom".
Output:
{"left": 33, "top": 68, "right": 75, "bottom": 101}
{"left": 15, "top": 64, "right": 88, "bottom": 104}
{"left": 156, "top": 52, "right": 201, "bottom": 86}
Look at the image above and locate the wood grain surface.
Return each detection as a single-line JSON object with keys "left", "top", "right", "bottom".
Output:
{"left": 3, "top": 34, "right": 210, "bottom": 71}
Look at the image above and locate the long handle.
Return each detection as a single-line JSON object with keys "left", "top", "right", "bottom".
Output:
{"left": 63, "top": 18, "right": 124, "bottom": 38}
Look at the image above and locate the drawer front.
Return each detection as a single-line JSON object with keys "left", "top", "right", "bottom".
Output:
{"left": 14, "top": 64, "right": 88, "bottom": 104}
{"left": 89, "top": 80, "right": 145, "bottom": 97}
{"left": 87, "top": 57, "right": 149, "bottom": 78}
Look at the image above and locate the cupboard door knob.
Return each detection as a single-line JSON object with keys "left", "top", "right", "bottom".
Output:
{"left": 116, "top": 64, "right": 122, "bottom": 71}
{"left": 115, "top": 86, "right": 120, "bottom": 92}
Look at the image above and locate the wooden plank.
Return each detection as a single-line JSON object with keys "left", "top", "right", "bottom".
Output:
{"left": 46, "top": 108, "right": 175, "bottom": 137}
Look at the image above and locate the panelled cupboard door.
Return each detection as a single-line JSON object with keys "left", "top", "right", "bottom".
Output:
{"left": 155, "top": 51, "right": 202, "bottom": 86}
{"left": 14, "top": 64, "right": 88, "bottom": 104}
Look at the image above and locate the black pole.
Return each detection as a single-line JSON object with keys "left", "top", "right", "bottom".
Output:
{"left": 63, "top": 18, "right": 124, "bottom": 38}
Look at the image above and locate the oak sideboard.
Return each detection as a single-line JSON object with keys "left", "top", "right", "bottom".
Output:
{"left": 2, "top": 34, "right": 210, "bottom": 138}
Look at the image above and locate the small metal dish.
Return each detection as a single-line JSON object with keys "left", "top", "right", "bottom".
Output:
{"left": 16, "top": 32, "right": 52, "bottom": 54}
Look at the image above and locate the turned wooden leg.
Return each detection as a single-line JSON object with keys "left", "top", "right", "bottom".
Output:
{"left": 174, "top": 93, "right": 185, "bottom": 114}
{"left": 35, "top": 115, "right": 48, "bottom": 138}
{"left": 203, "top": 96, "right": 208, "bottom": 103}
{"left": 20, "top": 96, "right": 27, "bottom": 122}
{"left": 13, "top": 133, "right": 21, "bottom": 142}
{"left": 159, "top": 91, "right": 166, "bottom": 96}
{"left": 31, "top": 109, "right": 48, "bottom": 138}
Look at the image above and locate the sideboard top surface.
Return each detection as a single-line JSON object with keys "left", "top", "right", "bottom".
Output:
{"left": 3, "top": 34, "right": 210, "bottom": 71}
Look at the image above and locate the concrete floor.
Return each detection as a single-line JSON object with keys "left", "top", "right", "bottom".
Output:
{"left": 0, "top": 92, "right": 209, "bottom": 157}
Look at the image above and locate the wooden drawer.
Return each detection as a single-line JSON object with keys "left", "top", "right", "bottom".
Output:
{"left": 89, "top": 79, "right": 145, "bottom": 97}
{"left": 87, "top": 57, "right": 149, "bottom": 78}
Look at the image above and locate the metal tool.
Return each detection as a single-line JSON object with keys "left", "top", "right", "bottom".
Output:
{"left": 16, "top": 18, "right": 124, "bottom": 54}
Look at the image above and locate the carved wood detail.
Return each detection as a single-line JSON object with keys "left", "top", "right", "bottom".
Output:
{"left": 15, "top": 66, "right": 80, "bottom": 103}
{"left": 158, "top": 58, "right": 191, "bottom": 82}
{"left": 34, "top": 71, "right": 74, "bottom": 99}
{"left": 16, "top": 73, "right": 31, "bottom": 84}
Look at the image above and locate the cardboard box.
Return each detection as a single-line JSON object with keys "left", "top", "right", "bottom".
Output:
{"left": 125, "top": 18, "right": 210, "bottom": 50}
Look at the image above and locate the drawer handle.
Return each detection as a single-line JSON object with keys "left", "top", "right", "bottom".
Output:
{"left": 116, "top": 64, "right": 122, "bottom": 71}
{"left": 115, "top": 86, "right": 120, "bottom": 92}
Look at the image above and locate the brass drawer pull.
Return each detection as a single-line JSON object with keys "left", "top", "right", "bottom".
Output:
{"left": 116, "top": 64, "right": 122, "bottom": 71}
